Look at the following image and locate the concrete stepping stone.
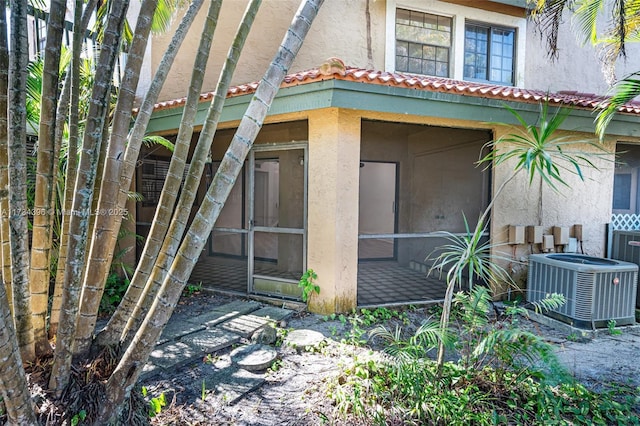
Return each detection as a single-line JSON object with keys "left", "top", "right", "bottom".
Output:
{"left": 218, "top": 314, "right": 271, "bottom": 338}
{"left": 185, "top": 300, "right": 261, "bottom": 327}
{"left": 202, "top": 366, "right": 265, "bottom": 405}
{"left": 147, "top": 341, "right": 198, "bottom": 370}
{"left": 230, "top": 344, "right": 278, "bottom": 372}
{"left": 179, "top": 328, "right": 241, "bottom": 354}
{"left": 284, "top": 329, "right": 325, "bottom": 351}
{"left": 251, "top": 306, "right": 293, "bottom": 322}
{"left": 218, "top": 306, "right": 293, "bottom": 338}
{"left": 139, "top": 363, "right": 160, "bottom": 381}
{"left": 212, "top": 300, "right": 262, "bottom": 313}
{"left": 157, "top": 321, "right": 206, "bottom": 345}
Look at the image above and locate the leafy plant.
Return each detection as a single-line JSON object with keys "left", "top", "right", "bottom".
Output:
{"left": 202, "top": 353, "right": 218, "bottom": 364}
{"left": 329, "top": 287, "right": 639, "bottom": 425}
{"left": 341, "top": 314, "right": 368, "bottom": 346}
{"left": 182, "top": 281, "right": 203, "bottom": 297}
{"left": 70, "top": 409, "right": 86, "bottom": 426}
{"left": 141, "top": 386, "right": 166, "bottom": 418}
{"left": 607, "top": 319, "right": 622, "bottom": 336}
{"left": 457, "top": 287, "right": 568, "bottom": 383}
{"left": 370, "top": 319, "right": 448, "bottom": 363}
{"left": 359, "top": 307, "right": 409, "bottom": 326}
{"left": 149, "top": 392, "right": 166, "bottom": 418}
{"left": 268, "top": 358, "right": 284, "bottom": 373}
{"left": 298, "top": 269, "right": 319, "bottom": 303}
{"left": 275, "top": 327, "right": 291, "bottom": 346}
{"left": 99, "top": 274, "right": 130, "bottom": 315}
{"left": 428, "top": 215, "right": 513, "bottom": 371}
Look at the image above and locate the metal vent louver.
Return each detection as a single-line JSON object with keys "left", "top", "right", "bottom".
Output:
{"left": 527, "top": 254, "right": 638, "bottom": 329}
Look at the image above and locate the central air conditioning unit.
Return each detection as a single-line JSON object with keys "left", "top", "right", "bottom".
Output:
{"left": 527, "top": 253, "right": 638, "bottom": 329}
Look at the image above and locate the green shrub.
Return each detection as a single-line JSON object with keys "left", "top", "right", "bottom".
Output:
{"left": 99, "top": 273, "right": 130, "bottom": 314}
{"left": 329, "top": 287, "right": 639, "bottom": 425}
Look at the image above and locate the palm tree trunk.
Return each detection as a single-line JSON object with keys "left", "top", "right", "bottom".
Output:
{"left": 47, "top": 68, "right": 72, "bottom": 339}
{"left": 8, "top": 0, "right": 35, "bottom": 363}
{"left": 49, "top": 0, "right": 99, "bottom": 339}
{"left": 122, "top": 0, "right": 261, "bottom": 345}
{"left": 29, "top": 0, "right": 66, "bottom": 357}
{"left": 97, "top": 1, "right": 323, "bottom": 421}
{"left": 74, "top": 0, "right": 159, "bottom": 354}
{"left": 0, "top": 0, "right": 11, "bottom": 317}
{"left": 94, "top": 0, "right": 207, "bottom": 347}
{"left": 0, "top": 278, "right": 37, "bottom": 425}
{"left": 49, "top": 0, "right": 130, "bottom": 396}
{"left": 0, "top": 5, "right": 34, "bottom": 409}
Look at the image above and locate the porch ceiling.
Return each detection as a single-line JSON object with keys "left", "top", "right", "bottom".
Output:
{"left": 145, "top": 61, "right": 640, "bottom": 138}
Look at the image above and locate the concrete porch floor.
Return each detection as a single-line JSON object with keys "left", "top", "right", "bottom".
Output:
{"left": 189, "top": 256, "right": 451, "bottom": 307}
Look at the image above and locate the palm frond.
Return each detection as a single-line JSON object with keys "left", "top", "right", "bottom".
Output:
{"left": 479, "top": 101, "right": 606, "bottom": 192}
{"left": 610, "top": 0, "right": 629, "bottom": 57}
{"left": 151, "top": 0, "right": 182, "bottom": 34}
{"left": 142, "top": 134, "right": 175, "bottom": 152}
{"left": 26, "top": 56, "right": 46, "bottom": 133}
{"left": 454, "top": 286, "right": 492, "bottom": 329}
{"left": 572, "top": 0, "right": 604, "bottom": 45}
{"left": 28, "top": 0, "right": 47, "bottom": 9}
{"left": 473, "top": 328, "right": 568, "bottom": 383}
{"left": 370, "top": 320, "right": 451, "bottom": 363}
{"left": 528, "top": 0, "right": 575, "bottom": 59}
{"left": 122, "top": 17, "right": 134, "bottom": 48}
{"left": 596, "top": 73, "right": 640, "bottom": 139}
{"left": 428, "top": 215, "right": 513, "bottom": 290}
{"left": 529, "top": 292, "right": 566, "bottom": 314}
{"left": 127, "top": 191, "right": 144, "bottom": 202}
{"left": 94, "top": 0, "right": 133, "bottom": 46}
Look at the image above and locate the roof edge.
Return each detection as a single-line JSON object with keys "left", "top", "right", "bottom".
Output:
{"left": 148, "top": 59, "right": 640, "bottom": 118}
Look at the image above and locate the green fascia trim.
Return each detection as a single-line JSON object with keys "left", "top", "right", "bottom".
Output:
{"left": 146, "top": 79, "right": 640, "bottom": 139}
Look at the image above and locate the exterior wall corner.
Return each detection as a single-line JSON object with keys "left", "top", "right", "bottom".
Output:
{"left": 306, "top": 108, "right": 361, "bottom": 314}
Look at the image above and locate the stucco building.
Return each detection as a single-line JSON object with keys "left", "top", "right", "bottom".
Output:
{"left": 137, "top": 0, "right": 640, "bottom": 314}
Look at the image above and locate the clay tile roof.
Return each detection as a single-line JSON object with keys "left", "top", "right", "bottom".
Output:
{"left": 151, "top": 60, "right": 640, "bottom": 116}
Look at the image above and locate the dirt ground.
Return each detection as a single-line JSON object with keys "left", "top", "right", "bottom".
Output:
{"left": 144, "top": 291, "right": 640, "bottom": 426}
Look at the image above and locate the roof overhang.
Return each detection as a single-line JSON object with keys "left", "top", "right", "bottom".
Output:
{"left": 146, "top": 78, "right": 640, "bottom": 139}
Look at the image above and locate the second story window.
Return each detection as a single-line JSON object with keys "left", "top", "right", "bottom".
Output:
{"left": 464, "top": 22, "right": 515, "bottom": 85}
{"left": 395, "top": 9, "right": 451, "bottom": 77}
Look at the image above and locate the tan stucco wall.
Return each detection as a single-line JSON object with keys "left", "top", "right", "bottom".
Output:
{"left": 405, "top": 126, "right": 490, "bottom": 233}
{"left": 152, "top": 0, "right": 387, "bottom": 102}
{"left": 146, "top": 0, "right": 640, "bottom": 103}
{"left": 525, "top": 10, "right": 640, "bottom": 94}
{"left": 307, "top": 108, "right": 360, "bottom": 314}
{"left": 489, "top": 128, "right": 619, "bottom": 297}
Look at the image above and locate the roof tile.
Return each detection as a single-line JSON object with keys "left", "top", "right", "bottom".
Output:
{"left": 150, "top": 61, "right": 640, "bottom": 116}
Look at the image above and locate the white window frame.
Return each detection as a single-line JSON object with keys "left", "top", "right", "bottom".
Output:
{"left": 463, "top": 21, "right": 517, "bottom": 85}
{"left": 395, "top": 9, "right": 453, "bottom": 77}
{"left": 613, "top": 167, "right": 639, "bottom": 215}
{"left": 385, "top": 0, "right": 527, "bottom": 87}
